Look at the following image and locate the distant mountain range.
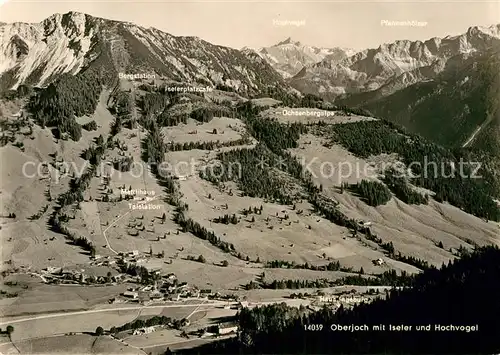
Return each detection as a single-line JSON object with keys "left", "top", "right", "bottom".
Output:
{"left": 248, "top": 37, "right": 356, "bottom": 78}
{"left": 1, "top": 12, "right": 499, "bottom": 157}
{"left": 2, "top": 12, "right": 498, "bottom": 102}
{"left": 289, "top": 24, "right": 500, "bottom": 99}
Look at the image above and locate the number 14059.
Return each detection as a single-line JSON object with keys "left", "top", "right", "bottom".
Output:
{"left": 304, "top": 324, "right": 323, "bottom": 331}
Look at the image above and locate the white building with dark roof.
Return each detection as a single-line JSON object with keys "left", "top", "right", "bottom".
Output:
{"left": 217, "top": 323, "right": 238, "bottom": 335}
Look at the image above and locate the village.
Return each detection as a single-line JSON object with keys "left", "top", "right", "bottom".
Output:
{"left": 37, "top": 248, "right": 234, "bottom": 304}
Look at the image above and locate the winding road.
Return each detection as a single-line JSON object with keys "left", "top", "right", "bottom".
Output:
{"left": 101, "top": 193, "right": 166, "bottom": 254}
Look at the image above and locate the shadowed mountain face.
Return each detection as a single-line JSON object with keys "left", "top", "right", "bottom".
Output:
{"left": 0, "top": 11, "right": 288, "bottom": 94}
{"left": 289, "top": 24, "right": 500, "bottom": 99}
{"left": 335, "top": 50, "right": 500, "bottom": 155}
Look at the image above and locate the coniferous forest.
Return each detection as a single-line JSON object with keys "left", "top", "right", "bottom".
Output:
{"left": 349, "top": 180, "right": 392, "bottom": 207}
{"left": 181, "top": 246, "right": 500, "bottom": 354}
{"left": 200, "top": 143, "right": 303, "bottom": 204}
{"left": 27, "top": 69, "right": 103, "bottom": 141}
{"left": 382, "top": 169, "right": 429, "bottom": 205}
{"left": 4, "top": 11, "right": 500, "bottom": 355}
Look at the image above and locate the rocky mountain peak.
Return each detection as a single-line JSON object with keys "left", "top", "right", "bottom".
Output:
{"left": 258, "top": 38, "right": 355, "bottom": 78}
{"left": 275, "top": 37, "right": 301, "bottom": 47}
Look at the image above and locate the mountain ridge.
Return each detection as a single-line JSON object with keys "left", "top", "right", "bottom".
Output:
{"left": 289, "top": 23, "right": 500, "bottom": 98}
{"left": 335, "top": 49, "right": 500, "bottom": 152}
{"left": 0, "top": 11, "right": 290, "bottom": 95}
{"left": 253, "top": 38, "right": 356, "bottom": 79}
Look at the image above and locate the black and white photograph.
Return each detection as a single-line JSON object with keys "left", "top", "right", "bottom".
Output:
{"left": 0, "top": 0, "right": 499, "bottom": 353}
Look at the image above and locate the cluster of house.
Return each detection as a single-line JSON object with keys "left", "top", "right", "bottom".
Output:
{"left": 42, "top": 249, "right": 154, "bottom": 285}
{"left": 89, "top": 254, "right": 117, "bottom": 267}
{"left": 121, "top": 273, "right": 205, "bottom": 303}
{"left": 41, "top": 266, "right": 127, "bottom": 285}
{"left": 90, "top": 250, "right": 149, "bottom": 267}
{"left": 131, "top": 318, "right": 191, "bottom": 336}
{"left": 118, "top": 250, "right": 148, "bottom": 263}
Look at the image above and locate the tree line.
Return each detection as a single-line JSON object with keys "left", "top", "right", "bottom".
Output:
{"left": 173, "top": 211, "right": 236, "bottom": 254}
{"left": 349, "top": 180, "right": 392, "bottom": 207}
{"left": 382, "top": 169, "right": 429, "bottom": 205}
{"left": 246, "top": 272, "right": 413, "bottom": 290}
{"left": 166, "top": 135, "right": 251, "bottom": 152}
{"left": 49, "top": 212, "right": 96, "bottom": 256}
{"left": 265, "top": 260, "right": 353, "bottom": 273}
{"left": 213, "top": 214, "right": 239, "bottom": 225}
{"left": 82, "top": 120, "right": 98, "bottom": 131}
{"left": 109, "top": 315, "right": 174, "bottom": 334}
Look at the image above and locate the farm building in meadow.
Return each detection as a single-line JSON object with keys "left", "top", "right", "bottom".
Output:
{"left": 133, "top": 326, "right": 155, "bottom": 335}
{"left": 123, "top": 291, "right": 138, "bottom": 299}
{"left": 217, "top": 323, "right": 238, "bottom": 335}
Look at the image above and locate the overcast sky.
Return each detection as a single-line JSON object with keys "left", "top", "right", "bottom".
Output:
{"left": 1, "top": 0, "right": 499, "bottom": 50}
